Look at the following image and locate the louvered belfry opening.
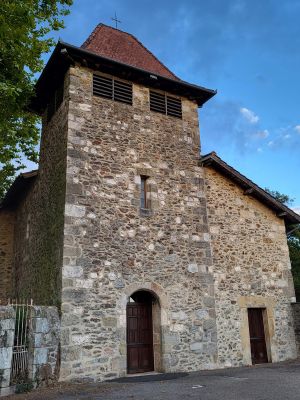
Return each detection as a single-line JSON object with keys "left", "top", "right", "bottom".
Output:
{"left": 93, "top": 75, "right": 113, "bottom": 100}
{"left": 114, "top": 80, "right": 132, "bottom": 104}
{"left": 166, "top": 95, "right": 182, "bottom": 118}
{"left": 149, "top": 91, "right": 166, "bottom": 114}
{"left": 93, "top": 74, "right": 132, "bottom": 105}
{"left": 149, "top": 90, "right": 182, "bottom": 119}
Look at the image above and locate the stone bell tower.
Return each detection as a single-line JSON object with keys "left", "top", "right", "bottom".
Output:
{"left": 2, "top": 21, "right": 299, "bottom": 384}
{"left": 33, "top": 24, "right": 218, "bottom": 381}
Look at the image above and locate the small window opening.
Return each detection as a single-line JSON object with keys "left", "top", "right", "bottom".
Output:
{"left": 140, "top": 176, "right": 150, "bottom": 209}
{"left": 26, "top": 214, "right": 31, "bottom": 240}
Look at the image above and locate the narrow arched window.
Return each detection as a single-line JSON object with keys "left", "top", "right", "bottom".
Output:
{"left": 140, "top": 176, "right": 149, "bottom": 209}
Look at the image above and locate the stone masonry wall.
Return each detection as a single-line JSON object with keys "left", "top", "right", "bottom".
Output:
{"left": 205, "top": 167, "right": 297, "bottom": 367}
{"left": 60, "top": 66, "right": 217, "bottom": 381}
{"left": 0, "top": 305, "right": 59, "bottom": 394}
{"left": 11, "top": 73, "right": 69, "bottom": 306}
{"left": 29, "top": 306, "right": 60, "bottom": 387}
{"left": 292, "top": 303, "right": 300, "bottom": 356}
{"left": 0, "top": 306, "right": 15, "bottom": 396}
{"left": 0, "top": 211, "right": 15, "bottom": 299}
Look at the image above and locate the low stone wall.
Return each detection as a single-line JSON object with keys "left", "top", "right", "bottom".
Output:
{"left": 0, "top": 305, "right": 60, "bottom": 396}
{"left": 29, "top": 306, "right": 60, "bottom": 387}
{"left": 292, "top": 303, "right": 300, "bottom": 356}
{"left": 0, "top": 306, "right": 15, "bottom": 396}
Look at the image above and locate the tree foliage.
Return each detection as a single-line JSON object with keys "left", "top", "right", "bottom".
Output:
{"left": 0, "top": 0, "right": 73, "bottom": 200}
{"left": 289, "top": 229, "right": 300, "bottom": 299}
{"left": 264, "top": 188, "right": 294, "bottom": 206}
{"left": 265, "top": 187, "right": 300, "bottom": 300}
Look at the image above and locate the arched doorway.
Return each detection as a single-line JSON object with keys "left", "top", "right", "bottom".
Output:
{"left": 126, "top": 290, "right": 160, "bottom": 374}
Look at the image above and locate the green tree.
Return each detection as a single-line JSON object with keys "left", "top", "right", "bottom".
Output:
{"left": 0, "top": 0, "right": 73, "bottom": 200}
{"left": 264, "top": 188, "right": 294, "bottom": 206}
{"left": 265, "top": 187, "right": 300, "bottom": 300}
{"left": 289, "top": 229, "right": 300, "bottom": 300}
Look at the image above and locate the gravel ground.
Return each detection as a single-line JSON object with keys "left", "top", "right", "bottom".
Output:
{"left": 5, "top": 359, "right": 300, "bottom": 400}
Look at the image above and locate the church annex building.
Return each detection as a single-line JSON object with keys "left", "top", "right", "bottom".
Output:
{"left": 1, "top": 24, "right": 300, "bottom": 382}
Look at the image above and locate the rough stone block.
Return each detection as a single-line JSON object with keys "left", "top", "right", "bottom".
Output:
{"left": 34, "top": 348, "right": 48, "bottom": 365}
{"left": 65, "top": 204, "right": 86, "bottom": 218}
{"left": 71, "top": 334, "right": 90, "bottom": 345}
{"left": 63, "top": 265, "right": 83, "bottom": 278}
{"left": 195, "top": 309, "right": 209, "bottom": 320}
{"left": 61, "top": 346, "right": 82, "bottom": 362}
{"left": 171, "top": 311, "right": 188, "bottom": 321}
{"left": 203, "top": 296, "right": 215, "bottom": 308}
{"left": 0, "top": 319, "right": 15, "bottom": 331}
{"left": 203, "top": 319, "right": 216, "bottom": 330}
{"left": 64, "top": 246, "right": 82, "bottom": 257}
{"left": 190, "top": 342, "right": 203, "bottom": 351}
{"left": 0, "top": 307, "right": 15, "bottom": 320}
{"left": 34, "top": 318, "right": 50, "bottom": 334}
{"left": 188, "top": 263, "right": 198, "bottom": 273}
{"left": 163, "top": 333, "right": 180, "bottom": 346}
{"left": 0, "top": 329, "right": 14, "bottom": 348}
{"left": 114, "top": 278, "right": 125, "bottom": 289}
{"left": 0, "top": 368, "right": 11, "bottom": 389}
{"left": 103, "top": 317, "right": 117, "bottom": 327}
{"left": 62, "top": 288, "right": 86, "bottom": 303}
{"left": 0, "top": 348, "right": 13, "bottom": 369}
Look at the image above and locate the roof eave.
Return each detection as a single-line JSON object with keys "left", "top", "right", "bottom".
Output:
{"left": 31, "top": 41, "right": 217, "bottom": 113}
{"left": 0, "top": 170, "right": 38, "bottom": 210}
{"left": 200, "top": 153, "right": 300, "bottom": 226}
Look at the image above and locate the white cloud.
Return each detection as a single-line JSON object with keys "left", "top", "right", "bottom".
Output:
{"left": 240, "top": 107, "right": 259, "bottom": 124}
{"left": 202, "top": 101, "right": 300, "bottom": 155}
{"left": 294, "top": 125, "right": 300, "bottom": 134}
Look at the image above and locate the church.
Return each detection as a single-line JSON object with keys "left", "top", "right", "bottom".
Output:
{"left": 1, "top": 24, "right": 300, "bottom": 382}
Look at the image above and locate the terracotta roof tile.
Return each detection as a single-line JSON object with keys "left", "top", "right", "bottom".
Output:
{"left": 82, "top": 24, "right": 179, "bottom": 80}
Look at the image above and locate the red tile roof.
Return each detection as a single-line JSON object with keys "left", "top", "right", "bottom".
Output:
{"left": 82, "top": 24, "right": 179, "bottom": 80}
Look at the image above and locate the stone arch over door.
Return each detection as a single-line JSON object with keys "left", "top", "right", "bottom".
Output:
{"left": 118, "top": 282, "right": 168, "bottom": 375}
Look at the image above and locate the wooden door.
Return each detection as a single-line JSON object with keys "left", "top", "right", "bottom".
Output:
{"left": 248, "top": 308, "right": 268, "bottom": 364}
{"left": 127, "top": 303, "right": 154, "bottom": 373}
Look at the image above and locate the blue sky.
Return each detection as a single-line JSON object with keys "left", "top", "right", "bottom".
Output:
{"left": 37, "top": 0, "right": 300, "bottom": 210}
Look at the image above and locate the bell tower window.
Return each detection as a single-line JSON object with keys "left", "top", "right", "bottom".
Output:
{"left": 93, "top": 74, "right": 132, "bottom": 105}
{"left": 149, "top": 90, "right": 182, "bottom": 119}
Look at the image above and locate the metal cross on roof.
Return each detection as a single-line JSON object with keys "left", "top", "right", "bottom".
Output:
{"left": 111, "top": 12, "right": 121, "bottom": 29}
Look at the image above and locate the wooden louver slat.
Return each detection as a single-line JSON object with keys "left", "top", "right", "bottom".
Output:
{"left": 93, "top": 75, "right": 113, "bottom": 99}
{"left": 114, "top": 80, "right": 132, "bottom": 104}
{"left": 149, "top": 90, "right": 182, "bottom": 119}
{"left": 93, "top": 74, "right": 132, "bottom": 105}
{"left": 149, "top": 91, "right": 166, "bottom": 114}
{"left": 166, "top": 95, "right": 182, "bottom": 118}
